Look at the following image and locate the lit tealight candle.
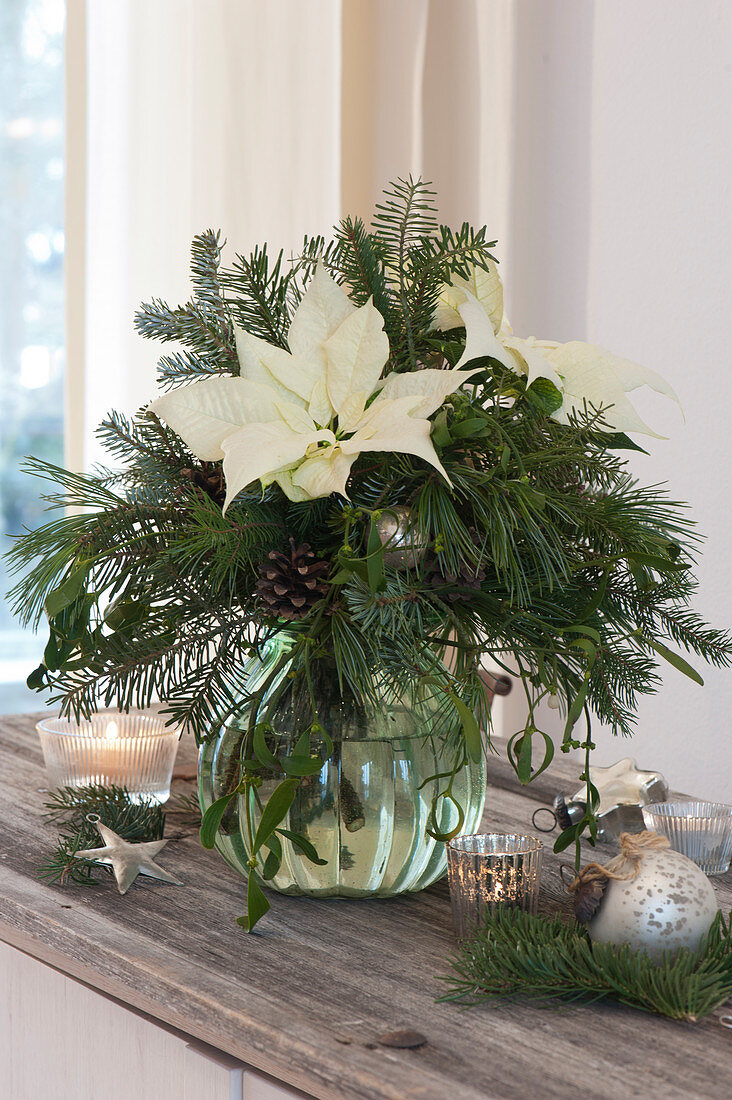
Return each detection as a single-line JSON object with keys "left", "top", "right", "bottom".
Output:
{"left": 97, "top": 719, "right": 124, "bottom": 785}
{"left": 446, "top": 833, "right": 544, "bottom": 939}
{"left": 36, "top": 712, "right": 180, "bottom": 805}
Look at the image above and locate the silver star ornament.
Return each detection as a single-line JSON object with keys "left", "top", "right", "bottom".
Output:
{"left": 74, "top": 822, "right": 183, "bottom": 895}
{"left": 572, "top": 757, "right": 668, "bottom": 816}
{"left": 569, "top": 757, "right": 669, "bottom": 842}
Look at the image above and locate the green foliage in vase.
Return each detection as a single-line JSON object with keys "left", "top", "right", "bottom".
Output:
{"left": 440, "top": 907, "right": 732, "bottom": 1023}
{"left": 6, "top": 178, "right": 732, "bottom": 906}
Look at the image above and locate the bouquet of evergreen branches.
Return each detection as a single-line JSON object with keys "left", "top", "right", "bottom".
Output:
{"left": 7, "top": 178, "right": 731, "bottom": 860}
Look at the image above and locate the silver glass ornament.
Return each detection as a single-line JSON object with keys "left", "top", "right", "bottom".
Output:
{"left": 373, "top": 506, "right": 428, "bottom": 569}
{"left": 587, "top": 846, "right": 717, "bottom": 960}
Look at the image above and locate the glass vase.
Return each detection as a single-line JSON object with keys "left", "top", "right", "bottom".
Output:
{"left": 198, "top": 634, "right": 487, "bottom": 898}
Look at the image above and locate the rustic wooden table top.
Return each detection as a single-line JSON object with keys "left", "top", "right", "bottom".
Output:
{"left": 0, "top": 712, "right": 730, "bottom": 1100}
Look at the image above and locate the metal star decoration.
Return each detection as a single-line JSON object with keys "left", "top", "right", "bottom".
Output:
{"left": 572, "top": 756, "right": 668, "bottom": 816}
{"left": 74, "top": 821, "right": 183, "bottom": 895}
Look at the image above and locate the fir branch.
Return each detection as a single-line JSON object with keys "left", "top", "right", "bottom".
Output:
{"left": 38, "top": 784, "right": 165, "bottom": 887}
{"left": 372, "top": 176, "right": 438, "bottom": 367}
{"left": 220, "top": 244, "right": 295, "bottom": 347}
{"left": 440, "top": 908, "right": 732, "bottom": 1023}
{"left": 299, "top": 218, "right": 399, "bottom": 349}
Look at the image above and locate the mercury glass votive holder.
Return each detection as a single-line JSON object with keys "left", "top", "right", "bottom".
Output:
{"left": 36, "top": 713, "right": 180, "bottom": 805}
{"left": 446, "top": 833, "right": 544, "bottom": 939}
{"left": 642, "top": 801, "right": 732, "bottom": 876}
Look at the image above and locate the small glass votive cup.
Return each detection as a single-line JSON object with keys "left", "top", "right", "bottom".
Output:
{"left": 36, "top": 712, "right": 180, "bottom": 805}
{"left": 642, "top": 801, "right": 732, "bottom": 876}
{"left": 446, "top": 833, "right": 544, "bottom": 939}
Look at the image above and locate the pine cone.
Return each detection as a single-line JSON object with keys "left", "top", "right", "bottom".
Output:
{"left": 256, "top": 538, "right": 330, "bottom": 620}
{"left": 423, "top": 528, "right": 486, "bottom": 603}
{"left": 181, "top": 462, "right": 226, "bottom": 506}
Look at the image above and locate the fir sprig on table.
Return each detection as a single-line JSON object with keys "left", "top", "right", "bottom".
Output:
{"left": 38, "top": 784, "right": 165, "bottom": 886}
{"left": 440, "top": 908, "right": 732, "bottom": 1022}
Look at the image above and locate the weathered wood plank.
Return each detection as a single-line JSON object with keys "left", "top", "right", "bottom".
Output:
{"left": 0, "top": 714, "right": 730, "bottom": 1100}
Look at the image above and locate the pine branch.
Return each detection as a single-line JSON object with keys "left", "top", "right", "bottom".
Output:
{"left": 95, "top": 409, "right": 188, "bottom": 467}
{"left": 440, "top": 908, "right": 732, "bottom": 1023}
{"left": 37, "top": 784, "right": 165, "bottom": 886}
{"left": 220, "top": 244, "right": 296, "bottom": 348}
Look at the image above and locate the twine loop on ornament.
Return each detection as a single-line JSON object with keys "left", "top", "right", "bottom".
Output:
{"left": 602, "top": 829, "right": 671, "bottom": 877}
{"left": 566, "top": 830, "right": 671, "bottom": 922}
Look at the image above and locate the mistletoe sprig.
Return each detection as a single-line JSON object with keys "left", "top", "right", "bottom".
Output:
{"left": 7, "top": 178, "right": 732, "bottom": 926}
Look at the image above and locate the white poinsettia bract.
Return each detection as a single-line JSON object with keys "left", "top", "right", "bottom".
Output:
{"left": 433, "top": 264, "right": 680, "bottom": 436}
{"left": 150, "top": 265, "right": 476, "bottom": 509}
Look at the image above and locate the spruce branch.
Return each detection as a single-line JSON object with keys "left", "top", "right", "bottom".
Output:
{"left": 38, "top": 784, "right": 165, "bottom": 887}
{"left": 440, "top": 908, "right": 732, "bottom": 1023}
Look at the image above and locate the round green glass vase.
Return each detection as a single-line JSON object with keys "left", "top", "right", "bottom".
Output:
{"left": 198, "top": 634, "right": 487, "bottom": 898}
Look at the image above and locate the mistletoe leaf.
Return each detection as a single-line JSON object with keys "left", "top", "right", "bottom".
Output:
{"left": 238, "top": 868, "right": 271, "bottom": 932}
{"left": 199, "top": 790, "right": 237, "bottom": 849}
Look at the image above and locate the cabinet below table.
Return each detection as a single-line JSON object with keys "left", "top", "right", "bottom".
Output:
{"left": 0, "top": 940, "right": 308, "bottom": 1100}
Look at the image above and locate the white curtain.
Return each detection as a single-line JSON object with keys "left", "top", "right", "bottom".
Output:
{"left": 70, "top": 0, "right": 343, "bottom": 466}
{"left": 65, "top": 0, "right": 515, "bottom": 468}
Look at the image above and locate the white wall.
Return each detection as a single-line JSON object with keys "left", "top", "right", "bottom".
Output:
{"left": 502, "top": 0, "right": 732, "bottom": 800}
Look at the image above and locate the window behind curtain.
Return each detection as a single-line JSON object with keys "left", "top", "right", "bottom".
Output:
{"left": 0, "top": 0, "right": 65, "bottom": 711}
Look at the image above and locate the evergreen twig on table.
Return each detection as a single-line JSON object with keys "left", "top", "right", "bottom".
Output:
{"left": 37, "top": 784, "right": 165, "bottom": 886}
{"left": 166, "top": 790, "right": 203, "bottom": 826}
{"left": 439, "top": 908, "right": 732, "bottom": 1022}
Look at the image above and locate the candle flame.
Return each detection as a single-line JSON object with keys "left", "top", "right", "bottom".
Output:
{"left": 105, "top": 720, "right": 120, "bottom": 741}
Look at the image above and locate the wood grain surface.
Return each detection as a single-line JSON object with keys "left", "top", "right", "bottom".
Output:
{"left": 0, "top": 713, "right": 730, "bottom": 1100}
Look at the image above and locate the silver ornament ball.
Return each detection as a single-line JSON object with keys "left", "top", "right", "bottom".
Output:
{"left": 373, "top": 506, "right": 427, "bottom": 569}
{"left": 587, "top": 847, "right": 717, "bottom": 961}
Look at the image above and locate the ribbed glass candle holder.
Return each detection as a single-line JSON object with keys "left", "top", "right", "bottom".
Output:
{"left": 36, "top": 713, "right": 180, "bottom": 805}
{"left": 446, "top": 833, "right": 543, "bottom": 939}
{"left": 642, "top": 801, "right": 732, "bottom": 875}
